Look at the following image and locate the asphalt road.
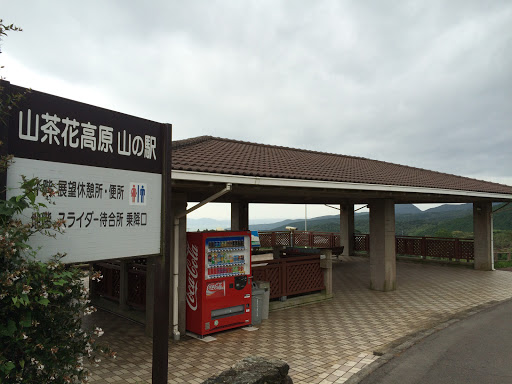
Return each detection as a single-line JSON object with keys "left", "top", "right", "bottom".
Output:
{"left": 358, "top": 299, "right": 512, "bottom": 384}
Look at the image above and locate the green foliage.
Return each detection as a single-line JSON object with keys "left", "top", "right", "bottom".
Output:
{"left": 0, "top": 174, "right": 114, "bottom": 383}
{"left": 433, "top": 228, "right": 454, "bottom": 238}
{"left": 269, "top": 204, "right": 512, "bottom": 243}
{"left": 494, "top": 230, "right": 512, "bottom": 250}
{"left": 494, "top": 260, "right": 512, "bottom": 269}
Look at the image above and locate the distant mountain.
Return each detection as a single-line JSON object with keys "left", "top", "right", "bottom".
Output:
{"left": 396, "top": 204, "right": 422, "bottom": 214}
{"left": 190, "top": 203, "right": 512, "bottom": 236}
{"left": 189, "top": 217, "right": 289, "bottom": 231}
{"left": 250, "top": 219, "right": 302, "bottom": 232}
{"left": 424, "top": 203, "right": 472, "bottom": 213}
{"left": 250, "top": 203, "right": 512, "bottom": 236}
{"left": 187, "top": 218, "right": 231, "bottom": 231}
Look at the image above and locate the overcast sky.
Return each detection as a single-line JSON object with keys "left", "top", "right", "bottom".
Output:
{"left": 2, "top": 1, "right": 512, "bottom": 220}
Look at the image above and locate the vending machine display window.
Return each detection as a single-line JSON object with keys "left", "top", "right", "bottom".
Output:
{"left": 205, "top": 235, "right": 251, "bottom": 280}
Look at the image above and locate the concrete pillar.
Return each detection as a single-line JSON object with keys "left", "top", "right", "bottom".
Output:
{"left": 473, "top": 202, "right": 494, "bottom": 271}
{"left": 145, "top": 256, "right": 158, "bottom": 337}
{"left": 369, "top": 199, "right": 396, "bottom": 291}
{"left": 340, "top": 204, "right": 355, "bottom": 256}
{"left": 320, "top": 250, "right": 333, "bottom": 296}
{"left": 170, "top": 193, "right": 188, "bottom": 337}
{"left": 231, "top": 202, "right": 249, "bottom": 231}
{"left": 119, "top": 260, "right": 129, "bottom": 311}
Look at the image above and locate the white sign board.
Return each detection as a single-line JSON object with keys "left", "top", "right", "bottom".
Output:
{"left": 7, "top": 157, "right": 162, "bottom": 263}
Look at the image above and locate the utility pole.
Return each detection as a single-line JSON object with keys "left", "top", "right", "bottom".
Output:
{"left": 305, "top": 204, "right": 308, "bottom": 231}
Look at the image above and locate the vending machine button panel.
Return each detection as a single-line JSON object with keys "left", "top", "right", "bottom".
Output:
{"left": 234, "top": 275, "right": 248, "bottom": 290}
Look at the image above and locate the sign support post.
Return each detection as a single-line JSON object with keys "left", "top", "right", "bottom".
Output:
{"left": 152, "top": 123, "right": 172, "bottom": 383}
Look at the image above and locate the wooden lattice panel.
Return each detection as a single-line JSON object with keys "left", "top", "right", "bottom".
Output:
{"left": 259, "top": 233, "right": 272, "bottom": 248}
{"left": 426, "top": 239, "right": 455, "bottom": 258}
{"left": 260, "top": 230, "right": 343, "bottom": 249}
{"left": 333, "top": 234, "right": 341, "bottom": 247}
{"left": 294, "top": 232, "right": 310, "bottom": 247}
{"left": 396, "top": 237, "right": 422, "bottom": 256}
{"left": 253, "top": 263, "right": 281, "bottom": 298}
{"left": 127, "top": 267, "right": 146, "bottom": 308}
{"left": 460, "top": 241, "right": 474, "bottom": 260}
{"left": 112, "top": 269, "right": 121, "bottom": 299}
{"left": 285, "top": 261, "right": 324, "bottom": 296}
{"left": 312, "top": 234, "right": 330, "bottom": 248}
{"left": 395, "top": 238, "right": 405, "bottom": 254}
{"left": 92, "top": 264, "right": 108, "bottom": 296}
{"left": 92, "top": 263, "right": 120, "bottom": 300}
{"left": 354, "top": 235, "right": 369, "bottom": 252}
{"left": 274, "top": 232, "right": 291, "bottom": 247}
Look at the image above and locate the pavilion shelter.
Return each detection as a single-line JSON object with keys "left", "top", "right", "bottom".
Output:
{"left": 150, "top": 136, "right": 512, "bottom": 338}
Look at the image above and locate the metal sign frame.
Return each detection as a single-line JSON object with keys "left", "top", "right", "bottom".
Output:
{"left": 2, "top": 81, "right": 165, "bottom": 263}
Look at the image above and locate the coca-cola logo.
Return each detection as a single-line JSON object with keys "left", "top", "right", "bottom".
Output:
{"left": 206, "top": 281, "right": 225, "bottom": 298}
{"left": 186, "top": 243, "right": 199, "bottom": 311}
{"left": 207, "top": 282, "right": 224, "bottom": 292}
{"left": 207, "top": 282, "right": 224, "bottom": 291}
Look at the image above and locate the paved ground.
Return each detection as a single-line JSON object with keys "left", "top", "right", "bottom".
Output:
{"left": 85, "top": 256, "right": 512, "bottom": 383}
{"left": 358, "top": 297, "right": 512, "bottom": 384}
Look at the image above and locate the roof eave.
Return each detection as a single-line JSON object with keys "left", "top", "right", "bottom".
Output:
{"left": 171, "top": 170, "right": 512, "bottom": 201}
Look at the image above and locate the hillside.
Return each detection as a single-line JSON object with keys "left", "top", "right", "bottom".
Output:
{"left": 251, "top": 203, "right": 512, "bottom": 237}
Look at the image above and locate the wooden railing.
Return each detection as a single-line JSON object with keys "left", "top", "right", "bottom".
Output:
{"left": 91, "top": 233, "right": 506, "bottom": 310}
{"left": 92, "top": 260, "right": 147, "bottom": 309}
{"left": 93, "top": 261, "right": 120, "bottom": 301}
{"left": 126, "top": 263, "right": 146, "bottom": 309}
{"left": 260, "top": 231, "right": 477, "bottom": 262}
{"left": 495, "top": 249, "right": 512, "bottom": 262}
{"left": 259, "top": 231, "right": 340, "bottom": 249}
{"left": 353, "top": 234, "right": 475, "bottom": 262}
{"left": 252, "top": 255, "right": 325, "bottom": 299}
{"left": 354, "top": 234, "right": 370, "bottom": 252}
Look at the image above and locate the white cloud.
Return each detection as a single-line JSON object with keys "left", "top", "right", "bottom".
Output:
{"left": 2, "top": 0, "right": 512, "bottom": 220}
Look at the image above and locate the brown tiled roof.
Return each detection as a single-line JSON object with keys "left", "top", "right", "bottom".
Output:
{"left": 172, "top": 136, "right": 512, "bottom": 195}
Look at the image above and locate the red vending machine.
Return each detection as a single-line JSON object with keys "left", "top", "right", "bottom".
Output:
{"left": 186, "top": 231, "right": 252, "bottom": 336}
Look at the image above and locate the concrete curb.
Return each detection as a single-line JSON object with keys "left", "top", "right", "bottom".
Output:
{"left": 345, "top": 297, "right": 512, "bottom": 384}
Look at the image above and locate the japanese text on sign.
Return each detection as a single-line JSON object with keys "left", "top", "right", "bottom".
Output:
{"left": 18, "top": 109, "right": 157, "bottom": 159}
{"left": 32, "top": 211, "right": 148, "bottom": 229}
{"left": 40, "top": 179, "right": 125, "bottom": 200}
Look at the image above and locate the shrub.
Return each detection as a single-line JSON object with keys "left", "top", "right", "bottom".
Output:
{"left": 0, "top": 176, "right": 113, "bottom": 383}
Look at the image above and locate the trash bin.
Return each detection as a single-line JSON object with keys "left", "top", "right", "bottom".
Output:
{"left": 251, "top": 282, "right": 265, "bottom": 325}
{"left": 254, "top": 281, "right": 270, "bottom": 320}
